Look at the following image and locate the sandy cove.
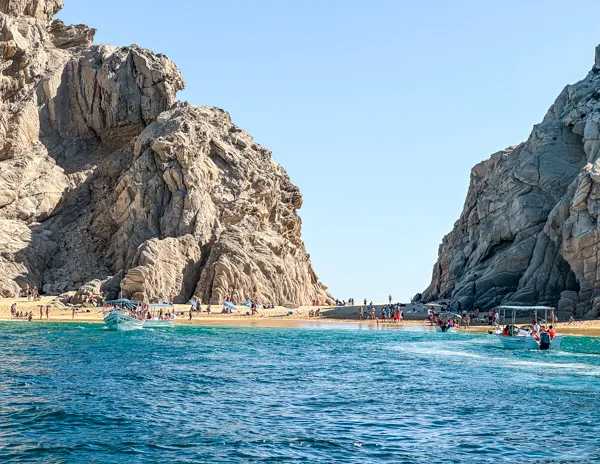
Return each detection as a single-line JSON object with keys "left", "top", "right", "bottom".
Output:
{"left": 3, "top": 296, "right": 600, "bottom": 336}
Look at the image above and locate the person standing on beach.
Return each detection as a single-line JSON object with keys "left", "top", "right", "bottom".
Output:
{"left": 359, "top": 307, "right": 364, "bottom": 320}
{"left": 10, "top": 303, "right": 16, "bottom": 318}
{"left": 389, "top": 294, "right": 392, "bottom": 304}
{"left": 39, "top": 305, "right": 43, "bottom": 320}
{"left": 189, "top": 308, "right": 193, "bottom": 321}
{"left": 72, "top": 306, "right": 76, "bottom": 319}
{"left": 46, "top": 305, "right": 50, "bottom": 320}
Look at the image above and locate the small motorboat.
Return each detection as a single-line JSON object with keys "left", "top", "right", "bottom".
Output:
{"left": 435, "top": 325, "right": 459, "bottom": 333}
{"left": 103, "top": 298, "right": 144, "bottom": 331}
{"left": 494, "top": 306, "right": 562, "bottom": 350}
{"left": 104, "top": 309, "right": 144, "bottom": 331}
{"left": 433, "top": 311, "right": 461, "bottom": 333}
{"left": 142, "top": 303, "right": 175, "bottom": 328}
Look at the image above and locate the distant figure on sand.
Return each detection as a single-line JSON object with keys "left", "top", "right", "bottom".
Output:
{"left": 39, "top": 305, "right": 43, "bottom": 320}
{"left": 389, "top": 294, "right": 392, "bottom": 304}
{"left": 72, "top": 306, "right": 75, "bottom": 319}
{"left": 189, "top": 308, "right": 193, "bottom": 321}
{"left": 359, "top": 307, "right": 364, "bottom": 320}
{"left": 46, "top": 305, "right": 50, "bottom": 320}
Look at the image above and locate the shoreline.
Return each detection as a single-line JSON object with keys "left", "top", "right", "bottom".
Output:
{"left": 4, "top": 296, "right": 600, "bottom": 335}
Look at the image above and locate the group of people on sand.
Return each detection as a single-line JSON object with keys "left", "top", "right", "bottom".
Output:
{"left": 334, "top": 298, "right": 356, "bottom": 306}
{"left": 187, "top": 295, "right": 278, "bottom": 320}
{"left": 10, "top": 303, "right": 33, "bottom": 321}
{"left": 358, "top": 304, "right": 404, "bottom": 323}
{"left": 37, "top": 304, "right": 51, "bottom": 320}
{"left": 19, "top": 286, "right": 41, "bottom": 301}
{"left": 308, "top": 308, "right": 321, "bottom": 317}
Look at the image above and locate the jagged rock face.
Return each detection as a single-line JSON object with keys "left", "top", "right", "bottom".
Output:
{"left": 0, "top": 2, "right": 330, "bottom": 305}
{"left": 0, "top": 0, "right": 63, "bottom": 21}
{"left": 424, "top": 46, "right": 600, "bottom": 317}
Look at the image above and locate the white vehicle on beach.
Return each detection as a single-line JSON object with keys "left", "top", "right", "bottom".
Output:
{"left": 494, "top": 306, "right": 562, "bottom": 350}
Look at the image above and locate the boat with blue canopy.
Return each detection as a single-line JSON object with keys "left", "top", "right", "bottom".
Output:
{"left": 103, "top": 299, "right": 144, "bottom": 331}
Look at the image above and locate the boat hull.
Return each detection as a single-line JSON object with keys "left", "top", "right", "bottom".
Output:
{"left": 143, "top": 319, "right": 174, "bottom": 328}
{"left": 435, "top": 326, "right": 458, "bottom": 333}
{"left": 497, "top": 334, "right": 562, "bottom": 350}
{"left": 104, "top": 312, "right": 143, "bottom": 331}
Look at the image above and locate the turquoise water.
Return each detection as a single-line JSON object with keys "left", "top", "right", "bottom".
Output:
{"left": 1, "top": 323, "right": 600, "bottom": 463}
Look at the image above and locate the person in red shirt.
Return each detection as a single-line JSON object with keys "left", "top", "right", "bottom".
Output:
{"left": 548, "top": 325, "right": 556, "bottom": 339}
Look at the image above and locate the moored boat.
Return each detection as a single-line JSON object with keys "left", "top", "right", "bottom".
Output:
{"left": 104, "top": 309, "right": 144, "bottom": 331}
{"left": 142, "top": 303, "right": 175, "bottom": 328}
{"left": 494, "top": 306, "right": 562, "bottom": 351}
{"left": 103, "top": 299, "right": 144, "bottom": 331}
{"left": 435, "top": 325, "right": 458, "bottom": 333}
{"left": 431, "top": 310, "right": 461, "bottom": 333}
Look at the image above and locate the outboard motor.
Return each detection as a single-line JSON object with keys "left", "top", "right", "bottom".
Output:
{"left": 539, "top": 332, "right": 551, "bottom": 350}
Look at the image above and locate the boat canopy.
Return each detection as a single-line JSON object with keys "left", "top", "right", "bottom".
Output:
{"left": 105, "top": 298, "right": 142, "bottom": 310}
{"left": 438, "top": 311, "right": 462, "bottom": 319}
{"left": 149, "top": 303, "right": 173, "bottom": 308}
{"left": 424, "top": 303, "right": 446, "bottom": 308}
{"left": 495, "top": 305, "right": 554, "bottom": 311}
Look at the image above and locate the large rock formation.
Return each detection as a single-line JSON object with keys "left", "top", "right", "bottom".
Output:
{"left": 0, "top": 2, "right": 330, "bottom": 305}
{"left": 423, "top": 45, "right": 600, "bottom": 318}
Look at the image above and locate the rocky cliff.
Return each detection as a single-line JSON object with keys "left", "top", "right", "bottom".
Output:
{"left": 423, "top": 45, "right": 600, "bottom": 318}
{"left": 0, "top": 0, "right": 330, "bottom": 305}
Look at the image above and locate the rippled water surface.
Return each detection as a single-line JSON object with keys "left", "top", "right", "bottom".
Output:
{"left": 1, "top": 322, "right": 600, "bottom": 463}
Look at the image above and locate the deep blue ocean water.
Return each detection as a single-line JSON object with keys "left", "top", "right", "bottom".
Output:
{"left": 1, "top": 322, "right": 600, "bottom": 463}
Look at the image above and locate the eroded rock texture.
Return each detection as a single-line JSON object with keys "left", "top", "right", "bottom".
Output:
{"left": 424, "top": 46, "right": 600, "bottom": 317}
{"left": 0, "top": 3, "right": 330, "bottom": 305}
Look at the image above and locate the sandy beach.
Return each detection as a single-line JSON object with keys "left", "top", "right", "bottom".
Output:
{"left": 3, "top": 296, "right": 600, "bottom": 336}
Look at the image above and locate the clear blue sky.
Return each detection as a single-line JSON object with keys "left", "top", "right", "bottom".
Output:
{"left": 59, "top": 0, "right": 600, "bottom": 302}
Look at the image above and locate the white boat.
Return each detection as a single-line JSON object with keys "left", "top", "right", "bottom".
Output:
{"left": 104, "top": 309, "right": 143, "bottom": 331}
{"left": 142, "top": 318, "right": 174, "bottom": 328}
{"left": 435, "top": 325, "right": 458, "bottom": 333}
{"left": 432, "top": 311, "right": 461, "bottom": 332}
{"left": 142, "top": 303, "right": 175, "bottom": 328}
{"left": 494, "top": 305, "right": 563, "bottom": 351}
{"left": 497, "top": 332, "right": 563, "bottom": 350}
